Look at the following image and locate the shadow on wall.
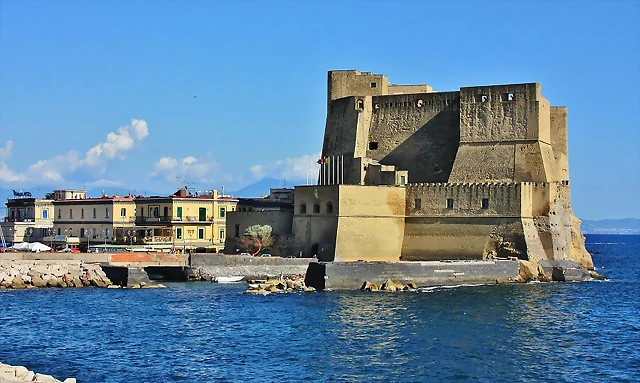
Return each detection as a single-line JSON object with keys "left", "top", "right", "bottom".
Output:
{"left": 381, "top": 109, "right": 460, "bottom": 183}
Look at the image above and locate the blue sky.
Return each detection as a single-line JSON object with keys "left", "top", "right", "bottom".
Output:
{"left": 0, "top": 0, "right": 639, "bottom": 220}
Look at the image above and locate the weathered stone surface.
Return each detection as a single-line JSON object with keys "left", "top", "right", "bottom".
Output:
{"left": 381, "top": 279, "right": 397, "bottom": 292}
{"left": 518, "top": 260, "right": 538, "bottom": 282}
{"left": 14, "top": 365, "right": 29, "bottom": 378}
{"left": 34, "top": 373, "right": 59, "bottom": 382}
{"left": 63, "top": 378, "right": 77, "bottom": 383}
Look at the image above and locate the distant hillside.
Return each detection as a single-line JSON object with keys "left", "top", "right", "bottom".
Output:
{"left": 582, "top": 219, "right": 640, "bottom": 234}
{"left": 229, "top": 178, "right": 290, "bottom": 198}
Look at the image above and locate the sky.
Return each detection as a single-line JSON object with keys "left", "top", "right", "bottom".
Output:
{"left": 0, "top": 0, "right": 639, "bottom": 220}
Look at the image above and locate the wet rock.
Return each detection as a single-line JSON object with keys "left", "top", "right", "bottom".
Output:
{"left": 408, "top": 282, "right": 419, "bottom": 289}
{"left": 495, "top": 277, "right": 514, "bottom": 284}
{"left": 34, "top": 373, "right": 58, "bottom": 382}
{"left": 360, "top": 281, "right": 373, "bottom": 290}
{"left": 589, "top": 270, "right": 607, "bottom": 280}
{"left": 304, "top": 286, "right": 316, "bottom": 292}
{"left": 11, "top": 276, "right": 26, "bottom": 289}
{"left": 381, "top": 279, "right": 397, "bottom": 292}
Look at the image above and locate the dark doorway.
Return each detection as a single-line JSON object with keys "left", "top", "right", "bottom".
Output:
{"left": 311, "top": 243, "right": 319, "bottom": 257}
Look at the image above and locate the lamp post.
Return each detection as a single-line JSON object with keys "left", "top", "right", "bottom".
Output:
{"left": 86, "top": 229, "right": 93, "bottom": 252}
{"left": 47, "top": 228, "right": 53, "bottom": 249}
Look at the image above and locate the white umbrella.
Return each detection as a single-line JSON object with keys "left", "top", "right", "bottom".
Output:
{"left": 29, "top": 242, "right": 51, "bottom": 252}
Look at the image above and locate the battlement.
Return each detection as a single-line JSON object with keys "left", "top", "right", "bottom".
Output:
{"left": 328, "top": 70, "right": 433, "bottom": 103}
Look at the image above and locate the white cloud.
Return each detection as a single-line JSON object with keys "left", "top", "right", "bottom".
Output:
{"left": 0, "top": 119, "right": 149, "bottom": 184}
{"left": 151, "top": 155, "right": 219, "bottom": 184}
{"left": 250, "top": 152, "right": 321, "bottom": 181}
{"left": 0, "top": 140, "right": 14, "bottom": 160}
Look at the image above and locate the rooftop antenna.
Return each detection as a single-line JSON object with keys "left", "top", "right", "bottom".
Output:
{"left": 221, "top": 185, "right": 225, "bottom": 197}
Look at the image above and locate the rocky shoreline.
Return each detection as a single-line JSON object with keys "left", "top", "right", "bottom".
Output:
{"left": 0, "top": 261, "right": 112, "bottom": 289}
{"left": 244, "top": 274, "right": 316, "bottom": 294}
{"left": 0, "top": 362, "right": 74, "bottom": 383}
{"left": 192, "top": 264, "right": 310, "bottom": 282}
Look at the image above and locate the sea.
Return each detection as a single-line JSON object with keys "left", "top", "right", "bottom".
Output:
{"left": 0, "top": 234, "right": 638, "bottom": 383}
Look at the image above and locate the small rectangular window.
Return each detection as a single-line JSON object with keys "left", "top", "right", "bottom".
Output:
{"left": 415, "top": 198, "right": 422, "bottom": 209}
{"left": 481, "top": 198, "right": 489, "bottom": 209}
{"left": 81, "top": 208, "right": 84, "bottom": 219}
{"left": 219, "top": 230, "right": 225, "bottom": 241}
{"left": 69, "top": 209, "right": 73, "bottom": 219}
{"left": 105, "top": 208, "right": 110, "bottom": 218}
{"left": 370, "top": 82, "right": 377, "bottom": 88}
{"left": 369, "top": 142, "right": 379, "bottom": 150}
{"left": 220, "top": 207, "right": 226, "bottom": 218}
{"left": 176, "top": 228, "right": 182, "bottom": 239}
{"left": 234, "top": 224, "right": 240, "bottom": 238}
{"left": 400, "top": 176, "right": 406, "bottom": 185}
{"left": 120, "top": 208, "right": 126, "bottom": 217}
{"left": 57, "top": 210, "right": 61, "bottom": 219}
{"left": 502, "top": 93, "right": 515, "bottom": 101}
{"left": 476, "top": 94, "right": 489, "bottom": 103}
{"left": 93, "top": 208, "right": 96, "bottom": 218}
{"left": 42, "top": 209, "right": 48, "bottom": 219}
{"left": 446, "top": 198, "right": 454, "bottom": 209}
{"left": 198, "top": 228, "right": 204, "bottom": 239}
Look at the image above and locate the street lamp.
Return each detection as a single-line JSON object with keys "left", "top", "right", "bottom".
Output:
{"left": 47, "top": 228, "right": 54, "bottom": 249}
{"left": 86, "top": 229, "right": 93, "bottom": 252}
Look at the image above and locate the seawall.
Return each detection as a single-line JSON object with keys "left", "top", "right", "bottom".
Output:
{"left": 0, "top": 361, "right": 75, "bottom": 382}
{"left": 190, "top": 254, "right": 311, "bottom": 280}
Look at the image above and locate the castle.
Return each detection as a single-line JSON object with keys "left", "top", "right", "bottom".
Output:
{"left": 278, "top": 70, "right": 593, "bottom": 270}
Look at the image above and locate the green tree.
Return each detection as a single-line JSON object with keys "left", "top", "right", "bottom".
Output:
{"left": 239, "top": 225, "right": 275, "bottom": 253}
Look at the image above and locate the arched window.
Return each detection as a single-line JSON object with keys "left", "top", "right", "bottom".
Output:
{"left": 299, "top": 204, "right": 307, "bottom": 214}
{"left": 356, "top": 99, "right": 364, "bottom": 110}
{"left": 326, "top": 202, "right": 333, "bottom": 214}
{"left": 313, "top": 204, "right": 320, "bottom": 213}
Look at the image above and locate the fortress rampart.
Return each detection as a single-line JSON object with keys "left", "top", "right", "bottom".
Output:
{"left": 292, "top": 70, "right": 592, "bottom": 270}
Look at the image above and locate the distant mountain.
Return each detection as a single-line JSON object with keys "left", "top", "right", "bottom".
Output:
{"left": 582, "top": 219, "right": 640, "bottom": 235}
{"left": 229, "top": 178, "right": 289, "bottom": 198}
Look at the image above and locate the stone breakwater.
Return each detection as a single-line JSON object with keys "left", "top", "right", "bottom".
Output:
{"left": 0, "top": 261, "right": 111, "bottom": 289}
{"left": 193, "top": 264, "right": 310, "bottom": 282}
{"left": 0, "top": 362, "right": 75, "bottom": 383}
{"left": 244, "top": 275, "right": 316, "bottom": 295}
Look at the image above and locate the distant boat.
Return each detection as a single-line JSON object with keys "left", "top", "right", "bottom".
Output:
{"left": 212, "top": 276, "right": 244, "bottom": 283}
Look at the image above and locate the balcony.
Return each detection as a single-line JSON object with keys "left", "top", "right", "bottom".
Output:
{"left": 136, "top": 216, "right": 174, "bottom": 224}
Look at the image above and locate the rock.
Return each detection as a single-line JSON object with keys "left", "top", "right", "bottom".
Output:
{"left": 63, "top": 378, "right": 77, "bottom": 383}
{"left": 22, "top": 371, "right": 35, "bottom": 381}
{"left": 286, "top": 280, "right": 296, "bottom": 289}
{"left": 258, "top": 283, "right": 270, "bottom": 290}
{"left": 361, "top": 281, "right": 373, "bottom": 291}
{"left": 11, "top": 276, "right": 26, "bottom": 289}
{"left": 107, "top": 284, "right": 122, "bottom": 289}
{"left": 22, "top": 275, "right": 32, "bottom": 284}
{"left": 32, "top": 276, "right": 47, "bottom": 288}
{"left": 47, "top": 278, "right": 61, "bottom": 288}
{"left": 537, "top": 264, "right": 550, "bottom": 282}
{"left": 268, "top": 285, "right": 279, "bottom": 293}
{"left": 393, "top": 281, "right": 405, "bottom": 290}
{"left": 0, "top": 272, "right": 9, "bottom": 283}
{"left": 245, "top": 289, "right": 267, "bottom": 294}
{"left": 139, "top": 281, "right": 148, "bottom": 287}
{"left": 408, "top": 282, "right": 419, "bottom": 289}
{"left": 304, "top": 286, "right": 316, "bottom": 292}
{"left": 495, "top": 277, "right": 513, "bottom": 284}
{"left": 72, "top": 277, "right": 83, "bottom": 288}
{"left": 381, "top": 279, "right": 397, "bottom": 292}
{"left": 518, "top": 260, "right": 538, "bottom": 282}
{"left": 14, "top": 366, "right": 29, "bottom": 378}
{"left": 34, "top": 373, "right": 58, "bottom": 383}
{"left": 589, "top": 271, "right": 607, "bottom": 280}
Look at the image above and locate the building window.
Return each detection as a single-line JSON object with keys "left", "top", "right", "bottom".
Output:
{"left": 326, "top": 202, "right": 333, "bottom": 214}
{"left": 447, "top": 198, "right": 454, "bottom": 209}
{"left": 198, "top": 228, "right": 204, "bottom": 239}
{"left": 415, "top": 198, "right": 422, "bottom": 209}
{"left": 176, "top": 228, "right": 182, "bottom": 239}
{"left": 57, "top": 228, "right": 61, "bottom": 235}
{"left": 369, "top": 142, "right": 379, "bottom": 150}
{"left": 81, "top": 208, "right": 85, "bottom": 219}
{"left": 163, "top": 206, "right": 169, "bottom": 217}
{"left": 177, "top": 207, "right": 183, "bottom": 219}
{"left": 370, "top": 82, "right": 377, "bottom": 88}
{"left": 105, "top": 208, "right": 110, "bottom": 218}
{"left": 120, "top": 208, "right": 126, "bottom": 217}
{"left": 235, "top": 224, "right": 240, "bottom": 238}
{"left": 481, "top": 198, "right": 489, "bottom": 209}
{"left": 502, "top": 93, "right": 515, "bottom": 101}
{"left": 149, "top": 206, "right": 159, "bottom": 218}
{"left": 93, "top": 208, "right": 96, "bottom": 218}
{"left": 219, "top": 230, "right": 225, "bottom": 241}
{"left": 42, "top": 209, "right": 48, "bottom": 219}
{"left": 313, "top": 204, "right": 320, "bottom": 213}
{"left": 356, "top": 99, "right": 364, "bottom": 110}
{"left": 400, "top": 176, "right": 406, "bottom": 185}
{"left": 220, "top": 207, "right": 226, "bottom": 218}
{"left": 199, "top": 207, "right": 207, "bottom": 221}
{"left": 80, "top": 228, "right": 85, "bottom": 238}
{"left": 477, "top": 94, "right": 489, "bottom": 103}
{"left": 69, "top": 209, "right": 73, "bottom": 219}
{"left": 300, "top": 204, "right": 307, "bottom": 214}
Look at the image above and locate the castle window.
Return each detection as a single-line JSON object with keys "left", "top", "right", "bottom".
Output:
{"left": 93, "top": 208, "right": 96, "bottom": 218}
{"left": 400, "top": 176, "right": 406, "bottom": 185}
{"left": 69, "top": 209, "right": 73, "bottom": 219}
{"left": 370, "top": 82, "right": 377, "bottom": 88}
{"left": 477, "top": 94, "right": 489, "bottom": 103}
{"left": 481, "top": 198, "right": 489, "bottom": 209}
{"left": 313, "top": 204, "right": 320, "bottom": 214}
{"left": 81, "top": 208, "right": 84, "bottom": 219}
{"left": 446, "top": 198, "right": 454, "bottom": 209}
{"left": 235, "top": 224, "right": 240, "bottom": 238}
{"left": 416, "top": 99, "right": 424, "bottom": 107}
{"left": 299, "top": 204, "right": 307, "bottom": 214}
{"left": 369, "top": 142, "right": 379, "bottom": 150}
{"left": 326, "top": 202, "right": 333, "bottom": 214}
{"left": 502, "top": 93, "right": 515, "bottom": 101}
{"left": 415, "top": 198, "right": 422, "bottom": 209}
{"left": 374, "top": 103, "right": 380, "bottom": 110}
{"left": 356, "top": 99, "right": 364, "bottom": 110}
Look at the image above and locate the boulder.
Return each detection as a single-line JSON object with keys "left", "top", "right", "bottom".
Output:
{"left": 22, "top": 371, "right": 36, "bottom": 381}
{"left": 589, "top": 270, "right": 607, "bottom": 280}
{"left": 47, "top": 278, "right": 61, "bottom": 288}
{"left": 11, "top": 276, "right": 26, "bottom": 289}
{"left": 268, "top": 285, "right": 279, "bottom": 293}
{"left": 32, "top": 276, "right": 47, "bottom": 288}
{"left": 64, "top": 378, "right": 77, "bottom": 383}
{"left": 13, "top": 366, "right": 29, "bottom": 378}
{"left": 381, "top": 279, "right": 397, "bottom": 292}
{"left": 304, "top": 286, "right": 316, "bottom": 292}
{"left": 408, "top": 282, "right": 419, "bottom": 289}
{"left": 393, "top": 281, "right": 405, "bottom": 290}
{"left": 107, "top": 284, "right": 122, "bottom": 289}
{"left": 536, "top": 264, "right": 550, "bottom": 282}
{"left": 518, "top": 260, "right": 538, "bottom": 282}
{"left": 360, "top": 281, "right": 373, "bottom": 291}
{"left": 245, "top": 289, "right": 267, "bottom": 294}
{"left": 72, "top": 277, "right": 83, "bottom": 288}
{"left": 34, "top": 373, "right": 58, "bottom": 383}
{"left": 495, "top": 277, "right": 513, "bottom": 284}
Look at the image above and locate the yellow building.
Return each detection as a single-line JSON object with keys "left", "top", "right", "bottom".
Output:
{"left": 1, "top": 197, "right": 54, "bottom": 245}
{"left": 135, "top": 187, "right": 238, "bottom": 252}
{"left": 51, "top": 193, "right": 136, "bottom": 248}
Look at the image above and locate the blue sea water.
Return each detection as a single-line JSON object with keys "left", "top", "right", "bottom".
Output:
{"left": 0, "top": 234, "right": 638, "bottom": 383}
